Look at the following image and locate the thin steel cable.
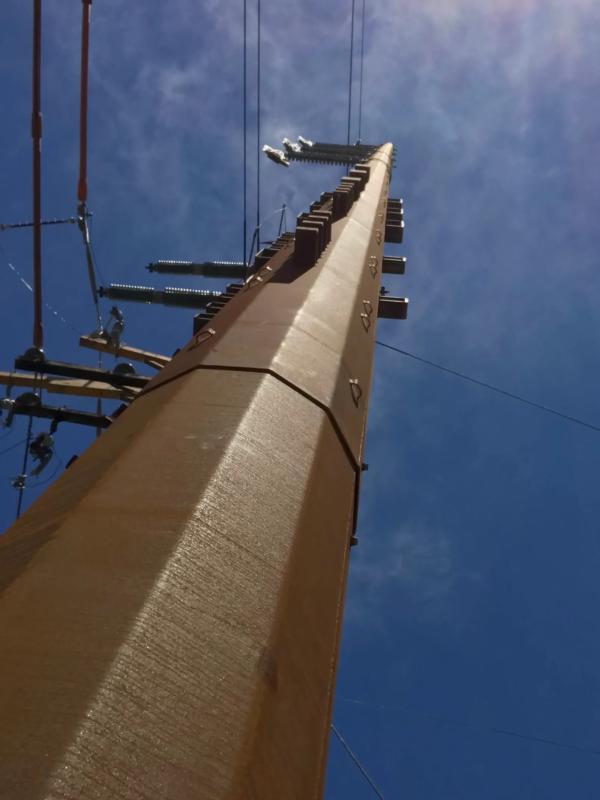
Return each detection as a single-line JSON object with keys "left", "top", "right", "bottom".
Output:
{"left": 16, "top": 416, "right": 33, "bottom": 519}
{"left": 76, "top": 1, "right": 103, "bottom": 333}
{"left": 1, "top": 245, "right": 82, "bottom": 336}
{"left": 78, "top": 215, "right": 103, "bottom": 331}
{"left": 246, "top": 228, "right": 258, "bottom": 273}
{"left": 277, "top": 204, "right": 286, "bottom": 236}
{"left": 78, "top": 0, "right": 91, "bottom": 205}
{"left": 346, "top": 0, "right": 356, "bottom": 145}
{"left": 88, "top": 236, "right": 107, "bottom": 286}
{"left": 243, "top": 0, "right": 248, "bottom": 266}
{"left": 31, "top": 0, "right": 43, "bottom": 349}
{"left": 256, "top": 0, "right": 261, "bottom": 236}
{"left": 375, "top": 340, "right": 600, "bottom": 434}
{"left": 95, "top": 351, "right": 102, "bottom": 439}
{"left": 0, "top": 438, "right": 29, "bottom": 458}
{"left": 0, "top": 216, "right": 79, "bottom": 231}
{"left": 357, "top": 0, "right": 366, "bottom": 142}
{"left": 0, "top": 429, "right": 17, "bottom": 444}
{"left": 341, "top": 697, "right": 600, "bottom": 759}
{"left": 246, "top": 204, "right": 287, "bottom": 266}
{"left": 331, "top": 723, "right": 385, "bottom": 800}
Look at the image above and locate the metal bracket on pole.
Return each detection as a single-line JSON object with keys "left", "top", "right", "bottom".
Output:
{"left": 79, "top": 335, "right": 170, "bottom": 371}
{"left": 1, "top": 392, "right": 112, "bottom": 430}
{"left": 14, "top": 353, "right": 149, "bottom": 390}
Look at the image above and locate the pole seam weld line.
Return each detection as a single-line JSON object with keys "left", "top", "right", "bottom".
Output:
{"left": 140, "top": 362, "right": 362, "bottom": 473}
{"left": 139, "top": 338, "right": 366, "bottom": 535}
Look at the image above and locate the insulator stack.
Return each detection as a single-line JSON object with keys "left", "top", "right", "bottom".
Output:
{"left": 286, "top": 141, "right": 384, "bottom": 165}
{"left": 99, "top": 284, "right": 223, "bottom": 309}
{"left": 147, "top": 260, "right": 247, "bottom": 279}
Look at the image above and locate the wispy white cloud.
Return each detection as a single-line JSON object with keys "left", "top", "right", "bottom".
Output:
{"left": 346, "top": 523, "right": 479, "bottom": 630}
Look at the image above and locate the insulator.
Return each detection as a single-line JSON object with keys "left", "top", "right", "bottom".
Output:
{"left": 286, "top": 141, "right": 380, "bottom": 166}
{"left": 99, "top": 284, "right": 223, "bottom": 309}
{"left": 147, "top": 260, "right": 247, "bottom": 279}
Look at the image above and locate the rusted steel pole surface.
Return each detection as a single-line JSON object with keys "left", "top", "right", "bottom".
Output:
{"left": 0, "top": 145, "right": 393, "bottom": 799}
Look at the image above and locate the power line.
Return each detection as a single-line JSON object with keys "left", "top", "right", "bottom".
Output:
{"left": 375, "top": 340, "right": 600, "bottom": 434}
{"left": 76, "top": 0, "right": 103, "bottom": 334}
{"left": 0, "top": 438, "right": 29, "bottom": 458}
{"left": 77, "top": 0, "right": 92, "bottom": 207}
{"left": 15, "top": 416, "right": 33, "bottom": 519}
{"left": 346, "top": 0, "right": 356, "bottom": 145}
{"left": 331, "top": 723, "right": 386, "bottom": 800}
{"left": 1, "top": 245, "right": 82, "bottom": 337}
{"left": 340, "top": 698, "right": 600, "bottom": 759}
{"left": 243, "top": 0, "right": 248, "bottom": 266}
{"left": 0, "top": 427, "right": 18, "bottom": 445}
{"left": 246, "top": 204, "right": 288, "bottom": 266}
{"left": 31, "top": 0, "right": 43, "bottom": 350}
{"left": 88, "top": 236, "right": 107, "bottom": 287}
{"left": 277, "top": 203, "right": 286, "bottom": 236}
{"left": 357, "top": 0, "right": 366, "bottom": 142}
{"left": 0, "top": 215, "right": 80, "bottom": 231}
{"left": 256, "top": 0, "right": 261, "bottom": 237}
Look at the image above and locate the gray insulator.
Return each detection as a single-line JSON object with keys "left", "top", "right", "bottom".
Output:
{"left": 147, "top": 260, "right": 247, "bottom": 279}
{"left": 99, "top": 284, "right": 223, "bottom": 309}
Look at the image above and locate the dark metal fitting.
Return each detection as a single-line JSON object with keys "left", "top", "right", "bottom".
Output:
{"left": 113, "top": 362, "right": 137, "bottom": 377}
{"left": 11, "top": 475, "right": 26, "bottom": 490}
{"left": 20, "top": 346, "right": 45, "bottom": 364}
{"left": 378, "top": 296, "right": 409, "bottom": 320}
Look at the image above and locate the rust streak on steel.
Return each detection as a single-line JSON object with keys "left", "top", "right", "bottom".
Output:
{"left": 0, "top": 144, "right": 394, "bottom": 799}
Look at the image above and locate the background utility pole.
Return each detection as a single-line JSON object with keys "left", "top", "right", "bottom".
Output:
{"left": 0, "top": 144, "right": 398, "bottom": 799}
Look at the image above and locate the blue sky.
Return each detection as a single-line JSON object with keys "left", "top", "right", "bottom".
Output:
{"left": 2, "top": 0, "right": 600, "bottom": 796}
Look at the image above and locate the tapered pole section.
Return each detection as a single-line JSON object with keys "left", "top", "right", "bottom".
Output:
{"left": 0, "top": 145, "right": 394, "bottom": 799}
{"left": 31, "top": 0, "right": 43, "bottom": 349}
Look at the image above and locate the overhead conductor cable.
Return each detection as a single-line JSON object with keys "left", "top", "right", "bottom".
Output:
{"left": 346, "top": 0, "right": 356, "bottom": 146}
{"left": 31, "top": 0, "right": 43, "bottom": 350}
{"left": 357, "top": 0, "right": 366, "bottom": 141}
{"left": 15, "top": 416, "right": 34, "bottom": 519}
{"left": 256, "top": 0, "right": 261, "bottom": 244}
{"left": 77, "top": 0, "right": 104, "bottom": 438}
{"left": 16, "top": 0, "right": 44, "bottom": 519}
{"left": 77, "top": 0, "right": 103, "bottom": 335}
{"left": 243, "top": 0, "right": 248, "bottom": 266}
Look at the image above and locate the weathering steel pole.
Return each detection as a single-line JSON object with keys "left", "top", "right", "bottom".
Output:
{"left": 31, "top": 0, "right": 43, "bottom": 350}
{"left": 0, "top": 145, "right": 394, "bottom": 799}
